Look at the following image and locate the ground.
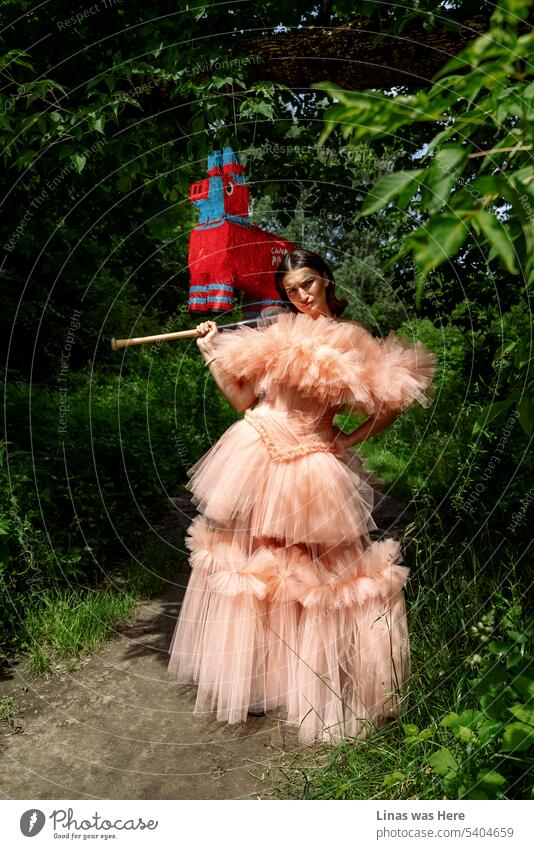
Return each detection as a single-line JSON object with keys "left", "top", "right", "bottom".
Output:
{"left": 0, "top": 475, "right": 410, "bottom": 800}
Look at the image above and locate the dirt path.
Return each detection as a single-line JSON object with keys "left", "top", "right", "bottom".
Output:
{"left": 0, "top": 478, "right": 410, "bottom": 800}
{"left": 0, "top": 585, "right": 303, "bottom": 799}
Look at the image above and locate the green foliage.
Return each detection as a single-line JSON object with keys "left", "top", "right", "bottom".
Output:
{"left": 359, "top": 316, "right": 532, "bottom": 550}
{"left": 1, "top": 342, "right": 238, "bottom": 651}
{"left": 0, "top": 439, "right": 72, "bottom": 646}
{"left": 252, "top": 195, "right": 420, "bottom": 331}
{"left": 424, "top": 618, "right": 533, "bottom": 799}
{"left": 313, "top": 0, "right": 534, "bottom": 433}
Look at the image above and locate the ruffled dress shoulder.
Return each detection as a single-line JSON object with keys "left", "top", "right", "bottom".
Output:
{"left": 212, "top": 310, "right": 437, "bottom": 416}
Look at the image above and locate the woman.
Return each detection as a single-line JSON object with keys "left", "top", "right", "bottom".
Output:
{"left": 168, "top": 249, "right": 437, "bottom": 745}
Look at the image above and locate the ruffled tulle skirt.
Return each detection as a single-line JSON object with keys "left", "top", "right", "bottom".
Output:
{"left": 168, "top": 404, "right": 411, "bottom": 745}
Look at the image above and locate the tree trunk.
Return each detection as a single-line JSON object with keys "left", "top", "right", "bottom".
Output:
{"left": 233, "top": 15, "right": 493, "bottom": 91}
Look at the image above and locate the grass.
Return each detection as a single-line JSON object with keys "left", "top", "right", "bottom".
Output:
{"left": 22, "top": 588, "right": 139, "bottom": 675}
{"left": 363, "top": 441, "right": 430, "bottom": 493}
{"left": 17, "top": 534, "right": 189, "bottom": 676}
{"left": 0, "top": 696, "right": 19, "bottom": 728}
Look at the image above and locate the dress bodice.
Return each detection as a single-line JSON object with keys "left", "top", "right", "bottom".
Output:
{"left": 254, "top": 382, "right": 338, "bottom": 420}
{"left": 245, "top": 384, "right": 339, "bottom": 461}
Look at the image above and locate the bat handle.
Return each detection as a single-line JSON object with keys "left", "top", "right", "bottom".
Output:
{"left": 110, "top": 328, "right": 199, "bottom": 349}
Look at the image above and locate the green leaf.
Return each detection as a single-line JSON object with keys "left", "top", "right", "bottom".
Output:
{"left": 116, "top": 174, "right": 131, "bottom": 191}
{"left": 472, "top": 210, "right": 518, "bottom": 274}
{"left": 488, "top": 639, "right": 513, "bottom": 655}
{"left": 432, "top": 51, "right": 471, "bottom": 80}
{"left": 410, "top": 214, "right": 469, "bottom": 304}
{"left": 512, "top": 675, "right": 534, "bottom": 698}
{"left": 239, "top": 99, "right": 275, "bottom": 120}
{"left": 422, "top": 146, "right": 467, "bottom": 214}
{"left": 477, "top": 719, "right": 506, "bottom": 745}
{"left": 439, "top": 711, "right": 459, "bottom": 727}
{"left": 473, "top": 663, "right": 508, "bottom": 691}
{"left": 465, "top": 174, "right": 501, "bottom": 200}
{"left": 72, "top": 154, "right": 86, "bottom": 174}
{"left": 472, "top": 395, "right": 518, "bottom": 434}
{"left": 428, "top": 747, "right": 458, "bottom": 776}
{"left": 517, "top": 395, "right": 534, "bottom": 436}
{"left": 422, "top": 127, "right": 458, "bottom": 160}
{"left": 211, "top": 75, "right": 237, "bottom": 88}
{"left": 492, "top": 339, "right": 518, "bottom": 367}
{"left": 456, "top": 725, "right": 477, "bottom": 742}
{"left": 508, "top": 704, "right": 534, "bottom": 727}
{"left": 402, "top": 723, "right": 420, "bottom": 736}
{"left": 418, "top": 727, "right": 434, "bottom": 740}
{"left": 510, "top": 166, "right": 534, "bottom": 196}
{"left": 501, "top": 721, "right": 534, "bottom": 752}
{"left": 496, "top": 176, "right": 534, "bottom": 270}
{"left": 358, "top": 170, "right": 423, "bottom": 217}
{"left": 464, "top": 787, "right": 489, "bottom": 800}
{"left": 506, "top": 628, "right": 528, "bottom": 645}
{"left": 447, "top": 709, "right": 483, "bottom": 731}
{"left": 507, "top": 649, "right": 525, "bottom": 669}
{"left": 476, "top": 770, "right": 508, "bottom": 792}
{"left": 422, "top": 215, "right": 469, "bottom": 261}
{"left": 382, "top": 771, "right": 406, "bottom": 787}
{"left": 479, "top": 689, "right": 511, "bottom": 721}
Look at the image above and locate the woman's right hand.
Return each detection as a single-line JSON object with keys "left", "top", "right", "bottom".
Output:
{"left": 195, "top": 320, "right": 219, "bottom": 354}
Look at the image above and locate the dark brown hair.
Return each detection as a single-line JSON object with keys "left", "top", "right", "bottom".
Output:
{"left": 274, "top": 249, "right": 348, "bottom": 317}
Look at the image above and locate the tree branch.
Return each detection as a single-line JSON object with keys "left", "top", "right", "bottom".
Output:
{"left": 233, "top": 14, "right": 493, "bottom": 91}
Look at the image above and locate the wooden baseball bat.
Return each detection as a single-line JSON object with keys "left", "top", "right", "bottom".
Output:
{"left": 110, "top": 306, "right": 287, "bottom": 351}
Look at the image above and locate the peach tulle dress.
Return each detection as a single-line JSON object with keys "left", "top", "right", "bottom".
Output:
{"left": 167, "top": 311, "right": 437, "bottom": 744}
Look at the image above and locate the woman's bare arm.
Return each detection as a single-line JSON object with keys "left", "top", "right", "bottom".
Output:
{"left": 330, "top": 407, "right": 401, "bottom": 451}
{"left": 205, "top": 356, "right": 257, "bottom": 412}
{"left": 196, "top": 320, "right": 257, "bottom": 413}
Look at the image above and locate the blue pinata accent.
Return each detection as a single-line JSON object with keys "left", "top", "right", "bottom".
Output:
{"left": 192, "top": 146, "right": 251, "bottom": 227}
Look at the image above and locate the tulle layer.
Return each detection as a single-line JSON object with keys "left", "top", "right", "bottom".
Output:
{"left": 168, "top": 516, "right": 411, "bottom": 744}
{"left": 212, "top": 311, "right": 437, "bottom": 416}
{"left": 184, "top": 409, "right": 378, "bottom": 547}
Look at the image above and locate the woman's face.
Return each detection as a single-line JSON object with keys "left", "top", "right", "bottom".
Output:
{"left": 281, "top": 266, "right": 333, "bottom": 318}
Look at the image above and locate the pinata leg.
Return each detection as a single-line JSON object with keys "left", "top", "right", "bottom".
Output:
{"left": 205, "top": 279, "right": 235, "bottom": 312}
{"left": 188, "top": 282, "right": 208, "bottom": 313}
